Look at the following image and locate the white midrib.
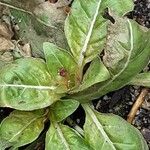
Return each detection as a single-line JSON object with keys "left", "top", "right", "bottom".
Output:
{"left": 0, "top": 84, "right": 56, "bottom": 90}
{"left": 82, "top": 19, "right": 134, "bottom": 99}
{"left": 55, "top": 123, "right": 70, "bottom": 150}
{"left": 83, "top": 104, "right": 116, "bottom": 150}
{"left": 78, "top": 0, "right": 102, "bottom": 67}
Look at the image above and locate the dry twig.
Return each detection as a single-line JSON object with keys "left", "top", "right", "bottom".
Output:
{"left": 127, "top": 88, "right": 149, "bottom": 123}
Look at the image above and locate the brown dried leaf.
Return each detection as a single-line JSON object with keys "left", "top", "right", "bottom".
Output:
{"left": 0, "top": 36, "right": 14, "bottom": 52}
{"left": 0, "top": 22, "right": 13, "bottom": 39}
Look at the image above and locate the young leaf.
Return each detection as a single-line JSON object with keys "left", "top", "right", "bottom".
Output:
{"left": 82, "top": 104, "right": 148, "bottom": 150}
{"left": 69, "top": 15, "right": 150, "bottom": 102}
{"left": 0, "top": 58, "right": 61, "bottom": 110}
{"left": 43, "top": 42, "right": 79, "bottom": 90}
{"left": 50, "top": 99, "right": 79, "bottom": 122}
{"left": 72, "top": 57, "right": 110, "bottom": 92}
{"left": 45, "top": 122, "right": 92, "bottom": 150}
{"left": 0, "top": 110, "right": 46, "bottom": 149}
{"left": 65, "top": 0, "right": 133, "bottom": 68}
{"left": 129, "top": 73, "right": 150, "bottom": 87}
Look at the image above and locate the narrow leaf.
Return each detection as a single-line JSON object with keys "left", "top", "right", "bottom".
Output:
{"left": 82, "top": 104, "right": 148, "bottom": 150}
{"left": 69, "top": 15, "right": 150, "bottom": 102}
{"left": 43, "top": 42, "right": 79, "bottom": 91}
{"left": 50, "top": 99, "right": 79, "bottom": 122}
{"left": 45, "top": 122, "right": 92, "bottom": 150}
{"left": 129, "top": 73, "right": 150, "bottom": 87}
{"left": 65, "top": 0, "right": 133, "bottom": 68}
{"left": 0, "top": 110, "right": 46, "bottom": 149}
{"left": 0, "top": 58, "right": 61, "bottom": 110}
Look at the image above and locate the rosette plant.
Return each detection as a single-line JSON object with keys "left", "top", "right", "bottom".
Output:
{"left": 0, "top": 0, "right": 150, "bottom": 149}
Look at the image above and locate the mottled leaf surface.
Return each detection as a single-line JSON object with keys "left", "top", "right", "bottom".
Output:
{"left": 50, "top": 99, "right": 79, "bottom": 122}
{"left": 82, "top": 104, "right": 148, "bottom": 150}
{"left": 44, "top": 42, "right": 78, "bottom": 91}
{"left": 0, "top": 58, "right": 61, "bottom": 110}
{"left": 0, "top": 110, "right": 46, "bottom": 149}
{"left": 129, "top": 73, "right": 150, "bottom": 87}
{"left": 45, "top": 123, "right": 91, "bottom": 150}
{"left": 65, "top": 0, "right": 133, "bottom": 68}
{"left": 70, "top": 16, "right": 150, "bottom": 102}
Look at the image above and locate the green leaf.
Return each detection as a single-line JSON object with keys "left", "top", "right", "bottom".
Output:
{"left": 50, "top": 99, "right": 79, "bottom": 122}
{"left": 0, "top": 58, "right": 61, "bottom": 110}
{"left": 129, "top": 73, "right": 150, "bottom": 87}
{"left": 9, "top": 10, "right": 68, "bottom": 57}
{"left": 0, "top": 110, "right": 46, "bottom": 149}
{"left": 82, "top": 104, "right": 148, "bottom": 150}
{"left": 69, "top": 15, "right": 150, "bottom": 102}
{"left": 73, "top": 57, "right": 110, "bottom": 92}
{"left": 45, "top": 122, "right": 92, "bottom": 150}
{"left": 43, "top": 42, "right": 79, "bottom": 91}
{"left": 106, "top": 0, "right": 133, "bottom": 16}
{"left": 65, "top": 0, "right": 133, "bottom": 68}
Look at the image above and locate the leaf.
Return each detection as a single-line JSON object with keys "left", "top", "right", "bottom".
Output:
{"left": 65, "top": 0, "right": 133, "bottom": 68}
{"left": 45, "top": 122, "right": 92, "bottom": 150}
{"left": 82, "top": 104, "right": 148, "bottom": 150}
{"left": 0, "top": 110, "right": 46, "bottom": 149}
{"left": 0, "top": 58, "right": 61, "bottom": 110}
{"left": 50, "top": 99, "right": 79, "bottom": 122}
{"left": 73, "top": 57, "right": 110, "bottom": 92}
{"left": 129, "top": 73, "right": 150, "bottom": 87}
{"left": 69, "top": 15, "right": 150, "bottom": 103}
{"left": 9, "top": 10, "right": 68, "bottom": 57}
{"left": 43, "top": 42, "right": 78, "bottom": 91}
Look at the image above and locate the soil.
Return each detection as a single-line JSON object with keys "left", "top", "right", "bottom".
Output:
{"left": 0, "top": 0, "right": 150, "bottom": 149}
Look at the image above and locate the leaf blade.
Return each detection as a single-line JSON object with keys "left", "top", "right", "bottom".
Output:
{"left": 0, "top": 110, "right": 46, "bottom": 149}
{"left": 0, "top": 58, "right": 61, "bottom": 110}
{"left": 65, "top": 0, "right": 134, "bottom": 68}
{"left": 45, "top": 123, "right": 92, "bottom": 150}
{"left": 50, "top": 99, "right": 79, "bottom": 122}
{"left": 69, "top": 17, "right": 150, "bottom": 102}
{"left": 43, "top": 42, "right": 78, "bottom": 91}
{"left": 82, "top": 104, "right": 148, "bottom": 150}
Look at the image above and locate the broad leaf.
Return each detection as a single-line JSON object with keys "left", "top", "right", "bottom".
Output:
{"left": 0, "top": 110, "right": 46, "bottom": 149}
{"left": 72, "top": 57, "right": 110, "bottom": 92}
{"left": 45, "top": 122, "right": 92, "bottom": 150}
{"left": 50, "top": 99, "right": 79, "bottom": 122}
{"left": 0, "top": 58, "right": 61, "bottom": 110}
{"left": 44, "top": 42, "right": 79, "bottom": 91}
{"left": 65, "top": 0, "right": 133, "bottom": 68}
{"left": 69, "top": 15, "right": 150, "bottom": 102}
{"left": 129, "top": 73, "right": 150, "bottom": 87}
{"left": 82, "top": 104, "right": 148, "bottom": 150}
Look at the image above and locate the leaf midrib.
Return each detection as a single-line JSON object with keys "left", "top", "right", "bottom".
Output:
{"left": 78, "top": 0, "right": 102, "bottom": 68}
{"left": 83, "top": 104, "right": 116, "bottom": 150}
{"left": 55, "top": 123, "right": 70, "bottom": 150}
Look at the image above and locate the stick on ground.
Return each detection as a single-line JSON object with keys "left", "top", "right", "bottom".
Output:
{"left": 127, "top": 88, "right": 149, "bottom": 123}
